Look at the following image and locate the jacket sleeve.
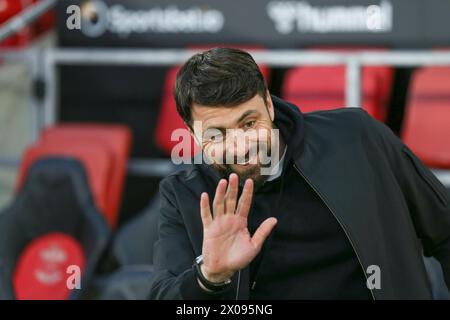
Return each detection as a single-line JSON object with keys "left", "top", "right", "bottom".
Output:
{"left": 358, "top": 109, "right": 450, "bottom": 288}
{"left": 148, "top": 179, "right": 229, "bottom": 300}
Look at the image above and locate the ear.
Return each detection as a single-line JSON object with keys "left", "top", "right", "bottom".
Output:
{"left": 266, "top": 91, "right": 275, "bottom": 121}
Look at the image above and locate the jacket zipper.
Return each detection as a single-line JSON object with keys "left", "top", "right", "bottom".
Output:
{"left": 293, "top": 163, "right": 376, "bottom": 300}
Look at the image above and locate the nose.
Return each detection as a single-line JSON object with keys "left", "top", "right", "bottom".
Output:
{"left": 225, "top": 129, "right": 251, "bottom": 161}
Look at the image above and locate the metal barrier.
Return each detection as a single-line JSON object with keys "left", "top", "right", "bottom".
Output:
{"left": 40, "top": 48, "right": 450, "bottom": 126}
{"left": 1, "top": 48, "right": 450, "bottom": 183}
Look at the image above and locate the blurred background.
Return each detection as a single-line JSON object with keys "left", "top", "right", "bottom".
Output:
{"left": 0, "top": 0, "right": 450, "bottom": 300}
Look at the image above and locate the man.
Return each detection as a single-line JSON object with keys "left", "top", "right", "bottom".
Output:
{"left": 149, "top": 47, "right": 450, "bottom": 299}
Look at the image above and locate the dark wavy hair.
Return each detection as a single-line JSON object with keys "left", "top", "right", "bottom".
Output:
{"left": 174, "top": 47, "right": 268, "bottom": 129}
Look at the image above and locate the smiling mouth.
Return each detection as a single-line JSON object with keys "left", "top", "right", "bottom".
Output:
{"left": 235, "top": 152, "right": 258, "bottom": 166}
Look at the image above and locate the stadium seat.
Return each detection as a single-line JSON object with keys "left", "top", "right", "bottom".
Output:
{"left": 282, "top": 48, "right": 393, "bottom": 121}
{"left": 112, "top": 195, "right": 160, "bottom": 267}
{"left": 31, "top": 0, "right": 55, "bottom": 37}
{"left": 154, "top": 66, "right": 202, "bottom": 158}
{"left": 402, "top": 67, "right": 450, "bottom": 169}
{"left": 99, "top": 265, "right": 154, "bottom": 300}
{"left": 14, "top": 233, "right": 85, "bottom": 300}
{"left": 0, "top": 0, "right": 33, "bottom": 48}
{"left": 40, "top": 124, "right": 132, "bottom": 227}
{"left": 96, "top": 197, "right": 160, "bottom": 300}
{"left": 0, "top": 158, "right": 110, "bottom": 299}
{"left": 17, "top": 140, "right": 113, "bottom": 222}
{"left": 155, "top": 47, "right": 271, "bottom": 157}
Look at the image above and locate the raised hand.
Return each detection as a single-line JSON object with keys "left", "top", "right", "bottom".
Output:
{"left": 199, "top": 173, "right": 278, "bottom": 283}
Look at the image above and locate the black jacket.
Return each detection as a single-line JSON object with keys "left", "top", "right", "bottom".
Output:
{"left": 149, "top": 96, "right": 450, "bottom": 300}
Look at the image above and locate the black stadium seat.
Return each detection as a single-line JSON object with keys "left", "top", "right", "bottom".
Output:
{"left": 94, "top": 196, "right": 160, "bottom": 300}
{"left": 99, "top": 265, "right": 154, "bottom": 300}
{"left": 0, "top": 158, "right": 110, "bottom": 299}
{"left": 112, "top": 195, "right": 160, "bottom": 267}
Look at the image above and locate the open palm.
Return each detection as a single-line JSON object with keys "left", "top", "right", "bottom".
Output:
{"left": 200, "top": 174, "right": 277, "bottom": 282}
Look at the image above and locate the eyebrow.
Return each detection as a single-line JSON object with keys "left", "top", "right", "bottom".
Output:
{"left": 205, "top": 109, "right": 258, "bottom": 131}
{"left": 237, "top": 109, "right": 258, "bottom": 124}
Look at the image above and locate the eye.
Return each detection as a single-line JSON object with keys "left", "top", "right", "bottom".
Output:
{"left": 243, "top": 120, "right": 256, "bottom": 130}
{"left": 204, "top": 131, "right": 224, "bottom": 143}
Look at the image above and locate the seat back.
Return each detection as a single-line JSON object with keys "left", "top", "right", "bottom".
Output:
{"left": 0, "top": 0, "right": 32, "bottom": 48}
{"left": 0, "top": 158, "right": 110, "bottom": 299}
{"left": 402, "top": 67, "right": 450, "bottom": 168}
{"left": 31, "top": 0, "right": 56, "bottom": 37}
{"left": 17, "top": 142, "right": 113, "bottom": 217}
{"left": 14, "top": 233, "right": 85, "bottom": 300}
{"left": 282, "top": 48, "right": 393, "bottom": 121}
{"left": 112, "top": 195, "right": 160, "bottom": 266}
{"left": 41, "top": 124, "right": 132, "bottom": 227}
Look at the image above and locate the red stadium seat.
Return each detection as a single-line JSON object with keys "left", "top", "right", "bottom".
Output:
{"left": 17, "top": 141, "right": 113, "bottom": 220}
{"left": 0, "top": 0, "right": 33, "bottom": 48}
{"left": 155, "top": 47, "right": 270, "bottom": 157}
{"left": 31, "top": 0, "right": 55, "bottom": 37}
{"left": 40, "top": 124, "right": 132, "bottom": 228}
{"left": 282, "top": 48, "right": 393, "bottom": 121}
{"left": 402, "top": 67, "right": 450, "bottom": 169}
{"left": 14, "top": 233, "right": 85, "bottom": 300}
{"left": 0, "top": 158, "right": 110, "bottom": 300}
{"left": 155, "top": 66, "right": 201, "bottom": 158}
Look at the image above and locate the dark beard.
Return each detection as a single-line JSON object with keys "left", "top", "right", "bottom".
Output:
{"left": 211, "top": 163, "right": 269, "bottom": 189}
{"left": 208, "top": 120, "right": 278, "bottom": 189}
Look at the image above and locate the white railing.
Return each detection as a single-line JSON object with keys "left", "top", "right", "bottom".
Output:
{"left": 38, "top": 48, "right": 450, "bottom": 126}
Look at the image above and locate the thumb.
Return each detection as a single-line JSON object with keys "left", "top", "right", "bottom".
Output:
{"left": 251, "top": 217, "right": 277, "bottom": 251}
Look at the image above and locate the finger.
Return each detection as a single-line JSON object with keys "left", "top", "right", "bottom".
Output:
{"left": 213, "top": 179, "right": 227, "bottom": 217}
{"left": 251, "top": 217, "right": 277, "bottom": 251}
{"left": 200, "top": 192, "right": 212, "bottom": 228}
{"left": 236, "top": 179, "right": 254, "bottom": 218}
{"left": 225, "top": 173, "right": 239, "bottom": 214}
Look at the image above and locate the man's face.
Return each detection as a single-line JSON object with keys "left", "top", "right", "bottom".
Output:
{"left": 190, "top": 93, "right": 277, "bottom": 186}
